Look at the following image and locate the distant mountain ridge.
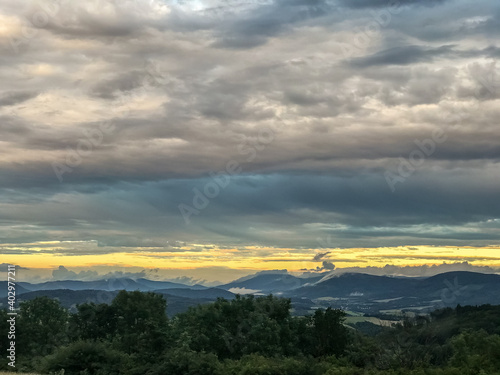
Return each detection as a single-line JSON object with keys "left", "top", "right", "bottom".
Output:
{"left": 219, "top": 273, "right": 324, "bottom": 293}
{"left": 287, "top": 271, "right": 500, "bottom": 313}
{"left": 1, "top": 271, "right": 499, "bottom": 316}
{"left": 218, "top": 270, "right": 500, "bottom": 314}
{"left": 0, "top": 282, "right": 30, "bottom": 298}
{"left": 17, "top": 277, "right": 205, "bottom": 292}
{"left": 154, "top": 287, "right": 234, "bottom": 299}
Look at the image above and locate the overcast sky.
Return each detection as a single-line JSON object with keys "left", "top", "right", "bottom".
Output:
{"left": 0, "top": 0, "right": 499, "bottom": 280}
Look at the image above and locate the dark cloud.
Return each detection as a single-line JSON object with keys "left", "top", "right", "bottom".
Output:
{"left": 52, "top": 265, "right": 98, "bottom": 280}
{"left": 337, "top": 0, "right": 449, "bottom": 8}
{"left": 0, "top": 263, "right": 29, "bottom": 271}
{"left": 313, "top": 252, "right": 331, "bottom": 261}
{"left": 2, "top": 168, "right": 499, "bottom": 250}
{"left": 322, "top": 261, "right": 335, "bottom": 270}
{"left": 349, "top": 45, "right": 455, "bottom": 68}
{"left": 304, "top": 260, "right": 336, "bottom": 272}
{"left": 0, "top": 91, "right": 39, "bottom": 107}
{"left": 89, "top": 71, "right": 147, "bottom": 99}
{"left": 211, "top": 0, "right": 333, "bottom": 48}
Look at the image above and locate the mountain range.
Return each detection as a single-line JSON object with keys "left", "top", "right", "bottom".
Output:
{"left": 2, "top": 271, "right": 499, "bottom": 317}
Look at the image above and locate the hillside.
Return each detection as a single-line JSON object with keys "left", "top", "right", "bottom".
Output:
{"left": 287, "top": 271, "right": 500, "bottom": 314}
{"left": 18, "top": 277, "right": 198, "bottom": 292}
{"left": 0, "top": 282, "right": 30, "bottom": 298}
{"left": 219, "top": 273, "right": 323, "bottom": 293}
{"left": 0, "top": 288, "right": 232, "bottom": 317}
{"left": 3, "top": 271, "right": 500, "bottom": 317}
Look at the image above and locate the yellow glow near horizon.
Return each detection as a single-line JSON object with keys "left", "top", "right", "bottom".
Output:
{"left": 2, "top": 244, "right": 500, "bottom": 272}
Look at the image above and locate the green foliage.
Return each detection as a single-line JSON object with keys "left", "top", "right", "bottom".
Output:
{"left": 344, "top": 332, "right": 381, "bottom": 368}
{"left": 222, "top": 354, "right": 325, "bottom": 375}
{"left": 311, "top": 308, "right": 349, "bottom": 357}
{"left": 110, "top": 290, "right": 169, "bottom": 358}
{"left": 69, "top": 291, "right": 169, "bottom": 360}
{"left": 147, "top": 347, "right": 221, "bottom": 375}
{"left": 172, "top": 295, "right": 298, "bottom": 359}
{"left": 17, "top": 297, "right": 69, "bottom": 357}
{"left": 69, "top": 302, "right": 117, "bottom": 342}
{"left": 6, "top": 293, "right": 500, "bottom": 375}
{"left": 448, "top": 329, "right": 500, "bottom": 374}
{"left": 0, "top": 309, "right": 10, "bottom": 370}
{"left": 39, "top": 340, "right": 129, "bottom": 375}
{"left": 431, "top": 304, "right": 500, "bottom": 337}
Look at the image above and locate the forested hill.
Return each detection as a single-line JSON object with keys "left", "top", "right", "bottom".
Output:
{"left": 1, "top": 292, "right": 499, "bottom": 374}
{"left": 3, "top": 271, "right": 500, "bottom": 317}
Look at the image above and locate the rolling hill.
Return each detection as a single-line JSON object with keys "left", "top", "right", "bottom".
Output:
{"left": 2, "top": 271, "right": 499, "bottom": 317}
{"left": 18, "top": 277, "right": 199, "bottom": 292}
{"left": 286, "top": 271, "right": 500, "bottom": 314}
{"left": 0, "top": 288, "right": 234, "bottom": 317}
{"left": 219, "top": 273, "right": 323, "bottom": 293}
{"left": 0, "top": 281, "right": 30, "bottom": 298}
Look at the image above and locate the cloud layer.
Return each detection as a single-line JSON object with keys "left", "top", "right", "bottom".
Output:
{"left": 0, "top": 0, "right": 499, "bottom": 268}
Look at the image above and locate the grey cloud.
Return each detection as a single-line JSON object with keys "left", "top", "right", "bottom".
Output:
{"left": 0, "top": 116, "right": 32, "bottom": 140}
{"left": 0, "top": 91, "right": 39, "bottom": 107}
{"left": 304, "top": 261, "right": 336, "bottom": 272}
{"left": 0, "top": 0, "right": 499, "bottom": 253}
{"left": 89, "top": 70, "right": 147, "bottom": 99}
{"left": 51, "top": 266, "right": 156, "bottom": 281}
{"left": 0, "top": 263, "right": 29, "bottom": 270}
{"left": 336, "top": 0, "right": 449, "bottom": 8}
{"left": 379, "top": 0, "right": 499, "bottom": 43}
{"left": 28, "top": 1, "right": 169, "bottom": 39}
{"left": 313, "top": 251, "right": 330, "bottom": 261}
{"left": 322, "top": 261, "right": 335, "bottom": 270}
{"left": 165, "top": 276, "right": 206, "bottom": 285}
{"left": 1, "top": 166, "right": 499, "bottom": 249}
{"left": 349, "top": 45, "right": 455, "bottom": 68}
{"left": 210, "top": 0, "right": 333, "bottom": 48}
{"left": 52, "top": 265, "right": 98, "bottom": 280}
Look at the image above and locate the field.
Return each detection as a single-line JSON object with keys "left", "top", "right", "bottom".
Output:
{"left": 345, "top": 316, "right": 399, "bottom": 327}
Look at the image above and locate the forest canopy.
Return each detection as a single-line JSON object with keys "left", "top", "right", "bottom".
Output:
{"left": 1, "top": 292, "right": 499, "bottom": 375}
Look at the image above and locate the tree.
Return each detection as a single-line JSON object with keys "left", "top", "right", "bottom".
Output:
{"left": 0, "top": 309, "right": 11, "bottom": 370}
{"left": 39, "top": 340, "right": 129, "bottom": 375}
{"left": 173, "top": 295, "right": 294, "bottom": 359}
{"left": 69, "top": 302, "right": 117, "bottom": 342}
{"left": 449, "top": 329, "right": 500, "bottom": 373}
{"left": 17, "top": 297, "right": 69, "bottom": 358}
{"left": 110, "top": 290, "right": 169, "bottom": 359}
{"left": 311, "top": 308, "right": 349, "bottom": 357}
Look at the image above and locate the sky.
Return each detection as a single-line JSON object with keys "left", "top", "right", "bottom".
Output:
{"left": 0, "top": 0, "right": 499, "bottom": 283}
